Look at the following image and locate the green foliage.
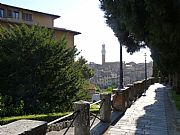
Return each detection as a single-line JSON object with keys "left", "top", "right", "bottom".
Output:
{"left": 73, "top": 56, "right": 94, "bottom": 101}
{"left": 0, "top": 24, "right": 86, "bottom": 117}
{"left": 105, "top": 86, "right": 113, "bottom": 93}
{"left": 90, "top": 104, "right": 100, "bottom": 112}
{"left": 95, "top": 86, "right": 101, "bottom": 93}
{"left": 100, "top": 0, "right": 180, "bottom": 74}
{"left": 75, "top": 80, "right": 91, "bottom": 101}
{"left": 171, "top": 90, "right": 180, "bottom": 110}
{"left": 76, "top": 56, "right": 94, "bottom": 79}
{"left": 0, "top": 105, "right": 100, "bottom": 125}
{"left": 0, "top": 112, "right": 71, "bottom": 125}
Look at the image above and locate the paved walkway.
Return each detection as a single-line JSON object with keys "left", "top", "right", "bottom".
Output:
{"left": 105, "top": 83, "right": 172, "bottom": 135}
{"left": 47, "top": 83, "right": 180, "bottom": 135}
{"left": 47, "top": 111, "right": 124, "bottom": 135}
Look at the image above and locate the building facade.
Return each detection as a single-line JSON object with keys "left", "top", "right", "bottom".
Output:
{"left": 88, "top": 61, "right": 153, "bottom": 89}
{"left": 0, "top": 3, "right": 80, "bottom": 48}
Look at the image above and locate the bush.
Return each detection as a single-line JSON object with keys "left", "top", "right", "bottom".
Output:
{"left": 0, "top": 24, "right": 86, "bottom": 116}
{"left": 171, "top": 90, "right": 180, "bottom": 110}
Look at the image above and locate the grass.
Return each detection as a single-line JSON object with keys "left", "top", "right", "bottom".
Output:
{"left": 90, "top": 104, "right": 100, "bottom": 112}
{"left": 0, "top": 112, "right": 70, "bottom": 125}
{"left": 0, "top": 105, "right": 100, "bottom": 125}
{"left": 171, "top": 90, "right": 180, "bottom": 111}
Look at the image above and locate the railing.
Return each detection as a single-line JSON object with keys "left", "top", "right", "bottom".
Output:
{"left": 47, "top": 110, "right": 80, "bottom": 135}
{"left": 63, "top": 110, "right": 80, "bottom": 135}
{"left": 49, "top": 77, "right": 156, "bottom": 135}
{"left": 0, "top": 77, "right": 157, "bottom": 135}
{"left": 90, "top": 99, "right": 105, "bottom": 127}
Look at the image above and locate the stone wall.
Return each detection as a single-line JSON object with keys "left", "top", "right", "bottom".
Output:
{"left": 112, "top": 78, "right": 155, "bottom": 111}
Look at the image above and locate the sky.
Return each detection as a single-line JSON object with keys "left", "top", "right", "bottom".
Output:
{"left": 0, "top": 0, "right": 152, "bottom": 64}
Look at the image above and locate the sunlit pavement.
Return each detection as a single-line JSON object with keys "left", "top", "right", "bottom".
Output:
{"left": 105, "top": 83, "right": 172, "bottom": 135}
{"left": 47, "top": 83, "right": 179, "bottom": 135}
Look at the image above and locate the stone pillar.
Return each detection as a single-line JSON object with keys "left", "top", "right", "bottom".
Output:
{"left": 133, "top": 82, "right": 139, "bottom": 99}
{"left": 112, "top": 89, "right": 128, "bottom": 111}
{"left": 124, "top": 87, "right": 130, "bottom": 107}
{"left": 127, "top": 84, "right": 134, "bottom": 104}
{"left": 136, "top": 81, "right": 142, "bottom": 97}
{"left": 100, "top": 93, "right": 111, "bottom": 123}
{"left": 149, "top": 77, "right": 155, "bottom": 85}
{"left": 147, "top": 78, "right": 150, "bottom": 89}
{"left": 140, "top": 81, "right": 144, "bottom": 94}
{"left": 74, "top": 101, "right": 90, "bottom": 135}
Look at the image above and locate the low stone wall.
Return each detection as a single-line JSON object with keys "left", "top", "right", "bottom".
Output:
{"left": 3, "top": 78, "right": 157, "bottom": 135}
{"left": 112, "top": 77, "right": 156, "bottom": 111}
{"left": 47, "top": 116, "right": 94, "bottom": 132}
{"left": 47, "top": 120, "right": 73, "bottom": 132}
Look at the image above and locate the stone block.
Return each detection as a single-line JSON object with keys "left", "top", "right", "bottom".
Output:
{"left": 112, "top": 88, "right": 128, "bottom": 111}
{"left": 0, "top": 119, "right": 47, "bottom": 135}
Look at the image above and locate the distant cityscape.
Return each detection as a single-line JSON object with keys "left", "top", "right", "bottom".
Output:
{"left": 88, "top": 44, "right": 153, "bottom": 88}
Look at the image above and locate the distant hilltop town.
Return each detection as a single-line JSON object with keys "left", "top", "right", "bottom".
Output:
{"left": 88, "top": 44, "right": 153, "bottom": 88}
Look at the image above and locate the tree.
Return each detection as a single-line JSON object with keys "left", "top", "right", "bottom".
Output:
{"left": 0, "top": 24, "right": 84, "bottom": 116}
{"left": 100, "top": 0, "right": 180, "bottom": 93}
{"left": 76, "top": 56, "right": 94, "bottom": 79}
{"left": 74, "top": 56, "right": 94, "bottom": 101}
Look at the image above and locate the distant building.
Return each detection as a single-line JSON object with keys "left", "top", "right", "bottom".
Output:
{"left": 89, "top": 43, "right": 153, "bottom": 88}
{"left": 88, "top": 61, "right": 153, "bottom": 89}
{"left": 0, "top": 3, "right": 80, "bottom": 48}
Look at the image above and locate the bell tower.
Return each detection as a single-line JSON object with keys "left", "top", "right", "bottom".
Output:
{"left": 101, "top": 44, "right": 106, "bottom": 65}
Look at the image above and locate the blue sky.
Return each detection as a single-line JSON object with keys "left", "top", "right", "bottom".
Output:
{"left": 0, "top": 0, "right": 152, "bottom": 64}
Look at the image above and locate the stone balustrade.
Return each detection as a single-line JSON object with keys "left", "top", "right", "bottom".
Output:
{"left": 112, "top": 77, "right": 155, "bottom": 111}
{"left": 1, "top": 77, "right": 157, "bottom": 135}
{"left": 127, "top": 84, "right": 134, "bottom": 105}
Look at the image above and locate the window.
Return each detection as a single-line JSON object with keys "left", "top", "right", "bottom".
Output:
{"left": 22, "top": 13, "right": 32, "bottom": 21}
{"left": 0, "top": 8, "right": 5, "bottom": 18}
{"left": 12, "top": 11, "right": 19, "bottom": 19}
{"left": 7, "top": 10, "right": 12, "bottom": 18}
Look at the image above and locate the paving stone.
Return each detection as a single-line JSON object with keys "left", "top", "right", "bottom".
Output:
{"left": 47, "top": 83, "right": 174, "bottom": 135}
{"left": 105, "top": 83, "right": 171, "bottom": 135}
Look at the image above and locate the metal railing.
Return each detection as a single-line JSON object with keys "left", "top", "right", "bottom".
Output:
{"left": 63, "top": 110, "right": 80, "bottom": 135}
{"left": 47, "top": 110, "right": 80, "bottom": 135}
{"left": 47, "top": 112, "right": 73, "bottom": 126}
{"left": 1, "top": 78, "right": 157, "bottom": 135}
{"left": 46, "top": 77, "right": 156, "bottom": 135}
{"left": 90, "top": 99, "right": 105, "bottom": 127}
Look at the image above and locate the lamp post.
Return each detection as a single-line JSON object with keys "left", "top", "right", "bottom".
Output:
{"left": 144, "top": 53, "right": 147, "bottom": 81}
{"left": 144, "top": 53, "right": 148, "bottom": 93}
{"left": 118, "top": 43, "right": 123, "bottom": 89}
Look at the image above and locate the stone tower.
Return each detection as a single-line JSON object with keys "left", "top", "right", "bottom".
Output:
{"left": 101, "top": 44, "right": 106, "bottom": 65}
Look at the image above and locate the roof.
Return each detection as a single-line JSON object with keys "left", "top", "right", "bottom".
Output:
{"left": 53, "top": 27, "right": 81, "bottom": 35}
{"left": 0, "top": 3, "right": 81, "bottom": 35}
{"left": 0, "top": 3, "right": 60, "bottom": 19}
{"left": 0, "top": 18, "right": 81, "bottom": 35}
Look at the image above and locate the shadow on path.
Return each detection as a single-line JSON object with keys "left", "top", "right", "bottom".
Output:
{"left": 135, "top": 84, "right": 169, "bottom": 135}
